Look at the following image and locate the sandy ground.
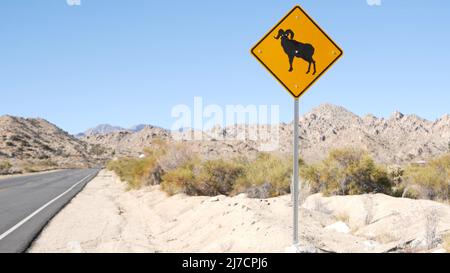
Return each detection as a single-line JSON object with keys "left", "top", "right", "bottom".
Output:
{"left": 29, "top": 170, "right": 450, "bottom": 253}
{"left": 29, "top": 170, "right": 299, "bottom": 253}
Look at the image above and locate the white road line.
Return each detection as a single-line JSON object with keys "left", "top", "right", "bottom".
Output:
{"left": 0, "top": 172, "right": 96, "bottom": 241}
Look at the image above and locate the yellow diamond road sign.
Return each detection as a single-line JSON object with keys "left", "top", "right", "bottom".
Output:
{"left": 251, "top": 5, "right": 343, "bottom": 99}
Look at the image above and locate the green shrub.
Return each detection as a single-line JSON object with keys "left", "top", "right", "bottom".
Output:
{"left": 161, "top": 160, "right": 197, "bottom": 195}
{"left": 161, "top": 158, "right": 245, "bottom": 196}
{"left": 403, "top": 154, "right": 450, "bottom": 201}
{"left": 233, "top": 153, "right": 293, "bottom": 198}
{"left": 107, "top": 140, "right": 176, "bottom": 189}
{"left": 195, "top": 159, "right": 245, "bottom": 196}
{"left": 107, "top": 156, "right": 159, "bottom": 189}
{"left": 111, "top": 146, "right": 303, "bottom": 198}
{"left": 300, "top": 148, "right": 392, "bottom": 196}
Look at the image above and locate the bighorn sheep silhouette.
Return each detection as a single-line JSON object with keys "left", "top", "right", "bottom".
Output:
{"left": 274, "top": 29, "right": 316, "bottom": 75}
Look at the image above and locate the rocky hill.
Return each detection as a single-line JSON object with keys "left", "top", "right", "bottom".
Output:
{"left": 290, "top": 104, "right": 450, "bottom": 163}
{"left": 82, "top": 125, "right": 172, "bottom": 157}
{"left": 79, "top": 124, "right": 128, "bottom": 137}
{"left": 78, "top": 124, "right": 152, "bottom": 138}
{"left": 82, "top": 104, "right": 450, "bottom": 164}
{"left": 0, "top": 115, "right": 108, "bottom": 174}
{"left": 3, "top": 103, "right": 448, "bottom": 174}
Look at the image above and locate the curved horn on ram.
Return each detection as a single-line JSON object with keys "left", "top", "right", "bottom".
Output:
{"left": 285, "top": 29, "right": 295, "bottom": 40}
{"left": 274, "top": 29, "right": 285, "bottom": 40}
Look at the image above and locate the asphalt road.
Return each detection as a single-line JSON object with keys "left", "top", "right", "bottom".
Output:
{"left": 0, "top": 169, "right": 99, "bottom": 253}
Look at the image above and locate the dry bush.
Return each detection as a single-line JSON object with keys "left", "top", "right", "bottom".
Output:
{"left": 0, "top": 160, "right": 12, "bottom": 175}
{"left": 107, "top": 140, "right": 187, "bottom": 189}
{"left": 157, "top": 143, "right": 195, "bottom": 173}
{"left": 233, "top": 153, "right": 293, "bottom": 198}
{"left": 107, "top": 153, "right": 161, "bottom": 189}
{"left": 161, "top": 153, "right": 297, "bottom": 198}
{"left": 161, "top": 158, "right": 244, "bottom": 196}
{"left": 195, "top": 159, "right": 245, "bottom": 196}
{"left": 301, "top": 148, "right": 392, "bottom": 196}
{"left": 161, "top": 163, "right": 196, "bottom": 195}
{"left": 404, "top": 154, "right": 450, "bottom": 201}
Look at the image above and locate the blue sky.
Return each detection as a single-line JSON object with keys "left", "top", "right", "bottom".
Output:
{"left": 1, "top": 0, "right": 449, "bottom": 134}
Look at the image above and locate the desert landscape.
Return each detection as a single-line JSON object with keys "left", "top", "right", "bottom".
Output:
{"left": 4, "top": 104, "right": 450, "bottom": 176}
{"left": 2, "top": 104, "right": 449, "bottom": 253}
{"left": 28, "top": 170, "right": 450, "bottom": 253}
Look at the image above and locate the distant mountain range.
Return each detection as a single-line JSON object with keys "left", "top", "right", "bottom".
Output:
{"left": 80, "top": 104, "right": 450, "bottom": 164}
{"left": 2, "top": 104, "right": 450, "bottom": 174}
{"left": 76, "top": 124, "right": 150, "bottom": 137}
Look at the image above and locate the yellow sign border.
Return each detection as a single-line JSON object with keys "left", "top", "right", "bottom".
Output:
{"left": 251, "top": 5, "right": 344, "bottom": 99}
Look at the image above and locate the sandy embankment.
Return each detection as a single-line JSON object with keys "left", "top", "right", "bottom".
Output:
{"left": 29, "top": 170, "right": 296, "bottom": 253}
{"left": 29, "top": 170, "right": 450, "bottom": 253}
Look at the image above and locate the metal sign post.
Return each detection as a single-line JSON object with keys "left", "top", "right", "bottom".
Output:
{"left": 293, "top": 98, "right": 299, "bottom": 245}
{"left": 250, "top": 5, "right": 343, "bottom": 250}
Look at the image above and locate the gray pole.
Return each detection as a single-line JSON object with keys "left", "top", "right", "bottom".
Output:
{"left": 293, "top": 98, "right": 299, "bottom": 245}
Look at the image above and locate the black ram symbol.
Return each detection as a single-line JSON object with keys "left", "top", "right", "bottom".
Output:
{"left": 274, "top": 29, "right": 316, "bottom": 75}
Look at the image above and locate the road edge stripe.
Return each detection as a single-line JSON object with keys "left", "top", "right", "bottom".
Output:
{"left": 0, "top": 172, "right": 96, "bottom": 241}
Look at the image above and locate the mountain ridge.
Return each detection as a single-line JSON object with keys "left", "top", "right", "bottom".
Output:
{"left": 80, "top": 104, "right": 450, "bottom": 164}
{"left": 2, "top": 103, "right": 450, "bottom": 174}
{"left": 0, "top": 115, "right": 108, "bottom": 174}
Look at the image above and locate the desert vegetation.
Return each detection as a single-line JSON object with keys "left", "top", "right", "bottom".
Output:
{"left": 0, "top": 160, "right": 12, "bottom": 175}
{"left": 107, "top": 141, "right": 450, "bottom": 202}
{"left": 107, "top": 141, "right": 293, "bottom": 197}
{"left": 300, "top": 148, "right": 392, "bottom": 196}
{"left": 401, "top": 154, "right": 450, "bottom": 201}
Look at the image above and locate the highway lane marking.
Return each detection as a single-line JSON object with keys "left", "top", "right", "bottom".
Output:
{"left": 0, "top": 171, "right": 97, "bottom": 241}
